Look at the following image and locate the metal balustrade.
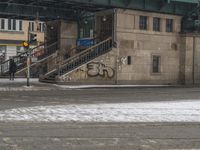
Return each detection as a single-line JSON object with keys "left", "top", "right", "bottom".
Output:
{"left": 0, "top": 41, "right": 58, "bottom": 76}
{"left": 37, "top": 42, "right": 58, "bottom": 60}
{"left": 41, "top": 37, "right": 112, "bottom": 82}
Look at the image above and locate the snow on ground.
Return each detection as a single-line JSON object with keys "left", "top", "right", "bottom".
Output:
{"left": 0, "top": 100, "right": 200, "bottom": 122}
{"left": 55, "top": 84, "right": 171, "bottom": 89}
{"left": 0, "top": 78, "right": 53, "bottom": 91}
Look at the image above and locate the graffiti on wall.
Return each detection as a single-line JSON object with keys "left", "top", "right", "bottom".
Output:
{"left": 87, "top": 62, "right": 115, "bottom": 78}
{"left": 61, "top": 68, "right": 86, "bottom": 81}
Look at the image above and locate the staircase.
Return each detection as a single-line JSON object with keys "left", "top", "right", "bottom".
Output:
{"left": 0, "top": 41, "right": 58, "bottom": 77}
{"left": 39, "top": 37, "right": 113, "bottom": 83}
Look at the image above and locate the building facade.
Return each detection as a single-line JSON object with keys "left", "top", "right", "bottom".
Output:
{"left": 115, "top": 9, "right": 182, "bottom": 85}
{"left": 0, "top": 18, "right": 45, "bottom": 63}
{"left": 54, "top": 9, "right": 200, "bottom": 85}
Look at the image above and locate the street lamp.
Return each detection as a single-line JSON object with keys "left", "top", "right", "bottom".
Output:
{"left": 102, "top": 16, "right": 107, "bottom": 22}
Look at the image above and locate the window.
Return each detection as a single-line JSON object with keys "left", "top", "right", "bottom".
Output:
{"left": 16, "top": 46, "right": 23, "bottom": 55}
{"left": 0, "top": 19, "right": 23, "bottom": 31}
{"left": 152, "top": 55, "right": 161, "bottom": 73}
{"left": 139, "top": 16, "right": 148, "bottom": 30}
{"left": 153, "top": 17, "right": 160, "bottom": 32}
{"left": 43, "top": 23, "right": 45, "bottom": 32}
{"left": 166, "top": 19, "right": 173, "bottom": 32}
{"left": 0, "top": 45, "right": 6, "bottom": 63}
{"left": 127, "top": 56, "right": 131, "bottom": 65}
{"left": 0, "top": 46, "right": 6, "bottom": 63}
{"left": 19, "top": 20, "right": 23, "bottom": 31}
{"left": 29, "top": 22, "right": 34, "bottom": 31}
{"left": 12, "top": 19, "right": 16, "bottom": 30}
{"left": 8, "top": 19, "right": 12, "bottom": 30}
{"left": 1, "top": 19, "right": 5, "bottom": 30}
{"left": 38, "top": 22, "right": 45, "bottom": 32}
{"left": 39, "top": 23, "right": 42, "bottom": 32}
{"left": 0, "top": 46, "right": 6, "bottom": 53}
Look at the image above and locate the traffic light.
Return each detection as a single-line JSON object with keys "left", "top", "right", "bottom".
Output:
{"left": 29, "top": 33, "right": 37, "bottom": 43}
{"left": 22, "top": 41, "right": 30, "bottom": 49}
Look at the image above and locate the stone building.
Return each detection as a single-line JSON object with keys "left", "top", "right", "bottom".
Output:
{"left": 49, "top": 9, "right": 199, "bottom": 85}
{"left": 0, "top": 18, "right": 44, "bottom": 62}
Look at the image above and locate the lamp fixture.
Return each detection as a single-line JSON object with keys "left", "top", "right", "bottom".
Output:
{"left": 102, "top": 16, "right": 107, "bottom": 22}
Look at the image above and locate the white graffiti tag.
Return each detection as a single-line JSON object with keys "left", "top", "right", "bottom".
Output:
{"left": 87, "top": 62, "right": 114, "bottom": 78}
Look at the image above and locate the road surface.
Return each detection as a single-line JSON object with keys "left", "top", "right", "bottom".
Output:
{"left": 0, "top": 79, "right": 200, "bottom": 149}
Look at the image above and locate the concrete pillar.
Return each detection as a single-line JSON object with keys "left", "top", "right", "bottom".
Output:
{"left": 59, "top": 21, "right": 78, "bottom": 58}
{"left": 45, "top": 20, "right": 78, "bottom": 73}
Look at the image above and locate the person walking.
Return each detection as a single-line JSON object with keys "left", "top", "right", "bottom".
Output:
{"left": 9, "top": 59, "right": 17, "bottom": 80}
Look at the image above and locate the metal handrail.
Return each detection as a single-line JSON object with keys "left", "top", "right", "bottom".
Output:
{"left": 61, "top": 37, "right": 112, "bottom": 66}
{"left": 60, "top": 38, "right": 112, "bottom": 70}
{"left": 4, "top": 42, "right": 46, "bottom": 63}
{"left": 43, "top": 37, "right": 112, "bottom": 78}
{"left": 37, "top": 42, "right": 58, "bottom": 60}
{"left": 0, "top": 41, "right": 58, "bottom": 75}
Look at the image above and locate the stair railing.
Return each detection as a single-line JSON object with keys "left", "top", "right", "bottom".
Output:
{"left": 37, "top": 42, "right": 58, "bottom": 60}
{"left": 0, "top": 42, "right": 47, "bottom": 76}
{"left": 58, "top": 37, "right": 112, "bottom": 76}
{"left": 0, "top": 41, "right": 58, "bottom": 76}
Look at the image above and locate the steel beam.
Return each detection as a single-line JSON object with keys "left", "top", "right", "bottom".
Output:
{"left": 0, "top": 0, "right": 197, "bottom": 20}
{"left": 0, "top": 3, "right": 78, "bottom": 20}
{"left": 169, "top": 0, "right": 199, "bottom": 4}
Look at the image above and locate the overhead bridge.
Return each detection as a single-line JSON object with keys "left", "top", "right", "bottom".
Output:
{"left": 169, "top": 0, "right": 199, "bottom": 3}
{"left": 0, "top": 0, "right": 198, "bottom": 20}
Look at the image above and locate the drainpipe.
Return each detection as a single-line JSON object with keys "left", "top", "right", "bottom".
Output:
{"left": 113, "top": 9, "right": 117, "bottom": 44}
{"left": 113, "top": 9, "right": 118, "bottom": 85}
{"left": 192, "top": 36, "right": 196, "bottom": 85}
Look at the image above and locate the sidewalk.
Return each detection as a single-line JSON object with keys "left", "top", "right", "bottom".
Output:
{"left": 0, "top": 78, "right": 55, "bottom": 91}
{"left": 55, "top": 84, "right": 173, "bottom": 89}
{"left": 0, "top": 78, "right": 178, "bottom": 91}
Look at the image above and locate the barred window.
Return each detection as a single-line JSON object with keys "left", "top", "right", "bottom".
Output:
{"left": 152, "top": 55, "right": 161, "bottom": 73}
{"left": 139, "top": 16, "right": 148, "bottom": 30}
{"left": 153, "top": 17, "right": 160, "bottom": 32}
{"left": 166, "top": 19, "right": 173, "bottom": 32}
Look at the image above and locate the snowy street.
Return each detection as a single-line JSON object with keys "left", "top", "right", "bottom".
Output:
{"left": 0, "top": 81, "right": 200, "bottom": 149}
{"left": 1, "top": 100, "right": 200, "bottom": 122}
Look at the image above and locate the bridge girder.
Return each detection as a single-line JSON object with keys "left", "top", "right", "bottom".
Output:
{"left": 0, "top": 0, "right": 197, "bottom": 20}
{"left": 169, "top": 0, "right": 199, "bottom": 4}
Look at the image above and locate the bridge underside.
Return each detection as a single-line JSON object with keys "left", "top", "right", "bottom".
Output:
{"left": 0, "top": 0, "right": 198, "bottom": 20}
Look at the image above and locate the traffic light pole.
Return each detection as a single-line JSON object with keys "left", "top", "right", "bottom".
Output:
{"left": 25, "top": 24, "right": 37, "bottom": 87}
{"left": 27, "top": 25, "right": 31, "bottom": 87}
{"left": 27, "top": 49, "right": 31, "bottom": 87}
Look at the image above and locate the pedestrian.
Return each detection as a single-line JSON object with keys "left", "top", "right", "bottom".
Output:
{"left": 9, "top": 59, "right": 17, "bottom": 80}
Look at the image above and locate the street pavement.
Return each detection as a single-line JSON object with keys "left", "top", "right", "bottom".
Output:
{"left": 0, "top": 79, "right": 200, "bottom": 149}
